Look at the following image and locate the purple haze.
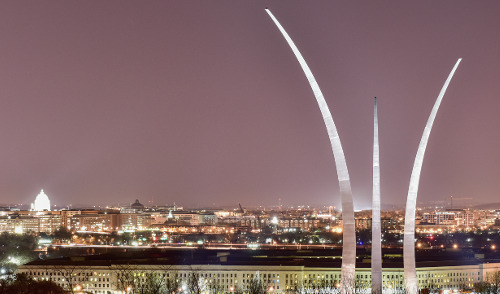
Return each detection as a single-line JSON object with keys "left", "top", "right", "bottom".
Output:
{"left": 0, "top": 1, "right": 499, "bottom": 209}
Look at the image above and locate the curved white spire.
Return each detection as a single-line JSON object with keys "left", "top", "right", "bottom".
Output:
{"left": 372, "top": 97, "right": 382, "bottom": 294}
{"left": 265, "top": 9, "right": 356, "bottom": 293}
{"left": 404, "top": 59, "right": 462, "bottom": 294}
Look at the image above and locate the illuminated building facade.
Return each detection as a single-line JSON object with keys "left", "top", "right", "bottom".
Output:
{"left": 18, "top": 260, "right": 500, "bottom": 294}
{"left": 0, "top": 215, "right": 39, "bottom": 234}
{"left": 422, "top": 210, "right": 474, "bottom": 227}
{"left": 31, "top": 189, "right": 51, "bottom": 211}
{"left": 118, "top": 213, "right": 151, "bottom": 230}
{"left": 38, "top": 212, "right": 62, "bottom": 234}
{"left": 278, "top": 218, "right": 322, "bottom": 231}
{"left": 69, "top": 214, "right": 118, "bottom": 232}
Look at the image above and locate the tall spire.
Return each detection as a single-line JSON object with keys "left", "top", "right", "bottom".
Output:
{"left": 265, "top": 9, "right": 356, "bottom": 293}
{"left": 372, "top": 97, "right": 382, "bottom": 294}
{"left": 404, "top": 59, "right": 462, "bottom": 294}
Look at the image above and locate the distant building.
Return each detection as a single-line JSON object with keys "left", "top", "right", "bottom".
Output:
{"left": 69, "top": 213, "right": 118, "bottom": 232}
{"left": 130, "top": 199, "right": 144, "bottom": 210}
{"left": 38, "top": 212, "right": 62, "bottom": 234}
{"left": 422, "top": 211, "right": 456, "bottom": 225}
{"left": 381, "top": 217, "right": 404, "bottom": 233}
{"left": 0, "top": 215, "right": 39, "bottom": 234}
{"left": 31, "top": 189, "right": 51, "bottom": 211}
{"left": 355, "top": 218, "right": 371, "bottom": 230}
{"left": 150, "top": 212, "right": 170, "bottom": 225}
{"left": 18, "top": 249, "right": 500, "bottom": 293}
{"left": 422, "top": 209, "right": 474, "bottom": 227}
{"left": 119, "top": 213, "right": 151, "bottom": 230}
{"left": 278, "top": 218, "right": 322, "bottom": 231}
{"left": 172, "top": 211, "right": 200, "bottom": 226}
{"left": 121, "top": 199, "right": 145, "bottom": 213}
{"left": 199, "top": 212, "right": 218, "bottom": 225}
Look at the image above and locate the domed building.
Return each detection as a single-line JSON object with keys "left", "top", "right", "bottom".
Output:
{"left": 131, "top": 199, "right": 144, "bottom": 210}
{"left": 31, "top": 189, "right": 51, "bottom": 211}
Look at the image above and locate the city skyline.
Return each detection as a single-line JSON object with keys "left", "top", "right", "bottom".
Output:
{"left": 0, "top": 1, "right": 499, "bottom": 209}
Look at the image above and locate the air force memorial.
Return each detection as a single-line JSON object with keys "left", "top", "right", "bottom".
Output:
{"left": 265, "top": 8, "right": 461, "bottom": 294}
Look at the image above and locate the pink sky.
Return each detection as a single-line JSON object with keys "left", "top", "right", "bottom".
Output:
{"left": 0, "top": 1, "right": 498, "bottom": 209}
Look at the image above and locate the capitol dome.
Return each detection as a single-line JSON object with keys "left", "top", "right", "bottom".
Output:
{"left": 31, "top": 189, "right": 51, "bottom": 211}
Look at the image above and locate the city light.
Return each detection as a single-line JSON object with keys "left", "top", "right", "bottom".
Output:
{"left": 0, "top": 3, "right": 496, "bottom": 294}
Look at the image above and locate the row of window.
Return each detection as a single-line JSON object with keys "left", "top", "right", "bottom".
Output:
{"left": 22, "top": 267, "right": 492, "bottom": 292}
{"left": 418, "top": 271, "right": 479, "bottom": 278}
{"left": 28, "top": 271, "right": 110, "bottom": 277}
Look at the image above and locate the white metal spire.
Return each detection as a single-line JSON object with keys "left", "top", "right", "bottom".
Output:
{"left": 372, "top": 97, "right": 382, "bottom": 294}
{"left": 265, "top": 9, "right": 356, "bottom": 293}
{"left": 404, "top": 59, "right": 462, "bottom": 294}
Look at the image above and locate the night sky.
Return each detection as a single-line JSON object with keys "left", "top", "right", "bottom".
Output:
{"left": 0, "top": 1, "right": 499, "bottom": 209}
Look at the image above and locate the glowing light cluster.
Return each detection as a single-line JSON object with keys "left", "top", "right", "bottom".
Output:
{"left": 31, "top": 189, "right": 51, "bottom": 211}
